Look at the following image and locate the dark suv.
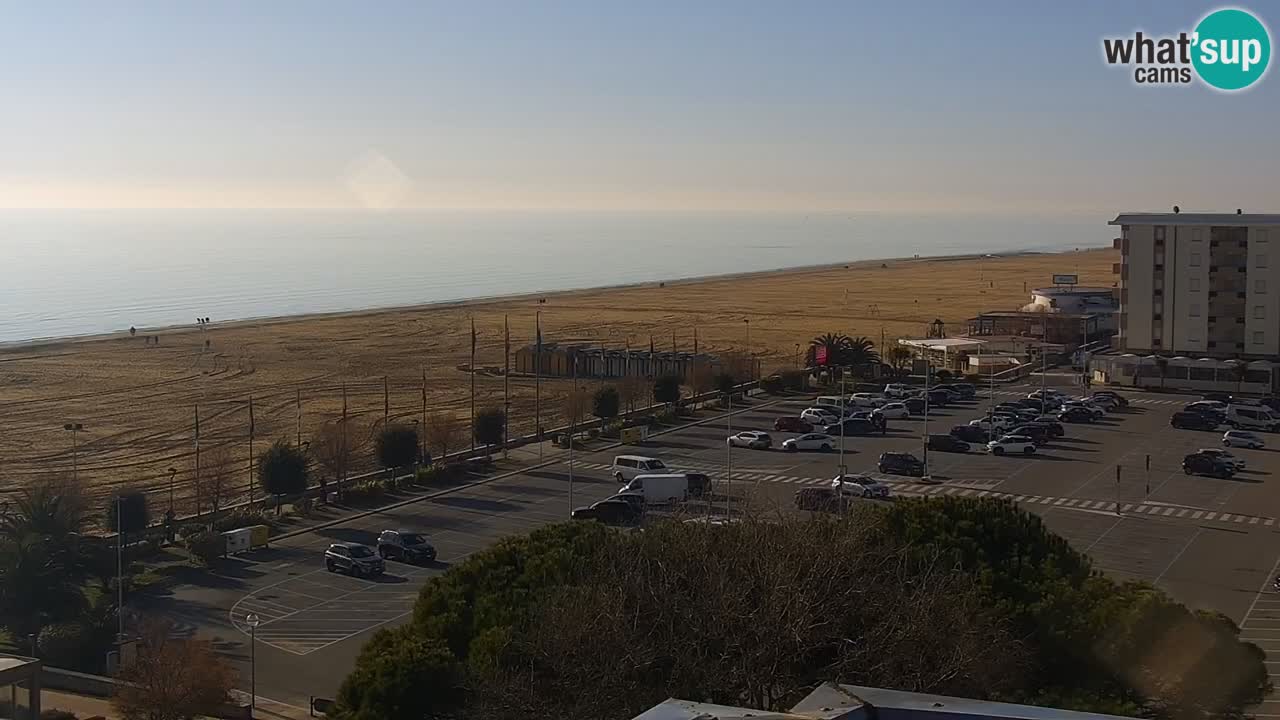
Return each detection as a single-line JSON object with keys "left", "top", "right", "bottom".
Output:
{"left": 1170, "top": 411, "right": 1220, "bottom": 431}
{"left": 1182, "top": 453, "right": 1234, "bottom": 479}
{"left": 927, "top": 434, "right": 970, "bottom": 453}
{"left": 571, "top": 499, "right": 642, "bottom": 525}
{"left": 950, "top": 424, "right": 989, "bottom": 443}
{"left": 1010, "top": 424, "right": 1051, "bottom": 446}
{"left": 794, "top": 487, "right": 844, "bottom": 513}
{"left": 878, "top": 452, "right": 924, "bottom": 477}
{"left": 325, "top": 542, "right": 385, "bottom": 577}
{"left": 377, "top": 530, "right": 437, "bottom": 563}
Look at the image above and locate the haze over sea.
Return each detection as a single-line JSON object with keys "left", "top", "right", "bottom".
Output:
{"left": 0, "top": 209, "right": 1110, "bottom": 343}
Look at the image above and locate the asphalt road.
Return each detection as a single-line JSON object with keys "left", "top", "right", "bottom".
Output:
{"left": 142, "top": 382, "right": 1280, "bottom": 714}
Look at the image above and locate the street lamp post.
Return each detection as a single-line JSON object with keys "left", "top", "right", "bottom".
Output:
{"left": 62, "top": 423, "right": 84, "bottom": 481}
{"left": 245, "top": 614, "right": 260, "bottom": 714}
{"left": 167, "top": 467, "right": 177, "bottom": 516}
{"left": 743, "top": 319, "right": 751, "bottom": 381}
{"left": 794, "top": 343, "right": 801, "bottom": 370}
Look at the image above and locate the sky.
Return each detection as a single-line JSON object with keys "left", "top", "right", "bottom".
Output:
{"left": 0, "top": 1, "right": 1276, "bottom": 214}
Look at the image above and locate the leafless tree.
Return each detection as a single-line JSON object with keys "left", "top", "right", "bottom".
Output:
{"left": 562, "top": 387, "right": 590, "bottom": 436}
{"left": 687, "top": 360, "right": 715, "bottom": 403}
{"left": 194, "top": 446, "right": 234, "bottom": 518}
{"left": 617, "top": 375, "right": 643, "bottom": 414}
{"left": 113, "top": 619, "right": 236, "bottom": 720}
{"left": 311, "top": 417, "right": 370, "bottom": 494}
{"left": 423, "top": 410, "right": 465, "bottom": 462}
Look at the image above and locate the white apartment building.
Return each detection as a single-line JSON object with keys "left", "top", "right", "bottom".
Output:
{"left": 1111, "top": 213, "right": 1280, "bottom": 358}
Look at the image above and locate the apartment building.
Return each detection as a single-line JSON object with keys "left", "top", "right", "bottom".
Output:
{"left": 1111, "top": 212, "right": 1280, "bottom": 358}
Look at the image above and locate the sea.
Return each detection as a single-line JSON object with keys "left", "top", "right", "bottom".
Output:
{"left": 0, "top": 209, "right": 1111, "bottom": 343}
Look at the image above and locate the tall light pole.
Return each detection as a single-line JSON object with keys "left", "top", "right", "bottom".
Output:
{"left": 167, "top": 466, "right": 177, "bottom": 517}
{"left": 116, "top": 494, "right": 124, "bottom": 640}
{"left": 62, "top": 423, "right": 83, "bottom": 481}
{"left": 922, "top": 352, "right": 931, "bottom": 479}
{"left": 743, "top": 318, "right": 751, "bottom": 381}
{"left": 837, "top": 370, "right": 847, "bottom": 478}
{"left": 246, "top": 613, "right": 260, "bottom": 714}
{"left": 794, "top": 343, "right": 801, "bottom": 370}
{"left": 725, "top": 387, "right": 733, "bottom": 516}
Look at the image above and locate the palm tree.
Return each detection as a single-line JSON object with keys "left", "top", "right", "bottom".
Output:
{"left": 888, "top": 347, "right": 913, "bottom": 378}
{"left": 806, "top": 333, "right": 852, "bottom": 369}
{"left": 844, "top": 336, "right": 881, "bottom": 377}
{"left": 0, "top": 479, "right": 94, "bottom": 634}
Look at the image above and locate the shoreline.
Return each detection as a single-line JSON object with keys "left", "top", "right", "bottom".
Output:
{"left": 0, "top": 245, "right": 1096, "bottom": 354}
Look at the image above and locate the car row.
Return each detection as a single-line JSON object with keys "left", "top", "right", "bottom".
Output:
{"left": 324, "top": 528, "right": 440, "bottom": 577}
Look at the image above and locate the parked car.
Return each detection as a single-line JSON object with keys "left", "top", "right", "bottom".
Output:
{"left": 928, "top": 434, "right": 970, "bottom": 453}
{"left": 684, "top": 473, "right": 712, "bottom": 498}
{"left": 933, "top": 385, "right": 964, "bottom": 401}
{"left": 1182, "top": 453, "right": 1234, "bottom": 479}
{"left": 970, "top": 415, "right": 1013, "bottom": 432}
{"left": 773, "top": 416, "right": 813, "bottom": 433}
{"left": 325, "top": 542, "right": 385, "bottom": 577}
{"left": 1170, "top": 411, "right": 1221, "bottom": 431}
{"left": 1225, "top": 404, "right": 1280, "bottom": 432}
{"left": 995, "top": 402, "right": 1027, "bottom": 413}
{"left": 875, "top": 402, "right": 911, "bottom": 419}
{"left": 794, "top": 486, "right": 845, "bottom": 513}
{"left": 926, "top": 390, "right": 951, "bottom": 407}
{"left": 782, "top": 432, "right": 836, "bottom": 452}
{"left": 727, "top": 431, "right": 773, "bottom": 449}
{"left": 1061, "top": 400, "right": 1106, "bottom": 417}
{"left": 831, "top": 474, "right": 891, "bottom": 499}
{"left": 1091, "top": 390, "right": 1129, "bottom": 407}
{"left": 377, "top": 530, "right": 437, "bottom": 563}
{"left": 950, "top": 424, "right": 990, "bottom": 443}
{"left": 904, "top": 397, "right": 926, "bottom": 415}
{"left": 1027, "top": 389, "right": 1069, "bottom": 403}
{"left": 1024, "top": 419, "right": 1065, "bottom": 437}
{"left": 1185, "top": 400, "right": 1229, "bottom": 415}
{"left": 987, "top": 434, "right": 1037, "bottom": 455}
{"left": 1259, "top": 397, "right": 1280, "bottom": 413}
{"left": 1015, "top": 397, "right": 1057, "bottom": 411}
{"left": 1087, "top": 394, "right": 1121, "bottom": 410}
{"left": 620, "top": 473, "right": 694, "bottom": 505}
{"left": 1223, "top": 430, "right": 1265, "bottom": 448}
{"left": 883, "top": 383, "right": 915, "bottom": 399}
{"left": 1010, "top": 424, "right": 1051, "bottom": 445}
{"left": 1202, "top": 392, "right": 1234, "bottom": 404}
{"left": 1193, "top": 448, "right": 1245, "bottom": 470}
{"left": 850, "top": 392, "right": 887, "bottom": 408}
{"left": 824, "top": 418, "right": 878, "bottom": 436}
{"left": 571, "top": 498, "right": 643, "bottom": 524}
{"left": 878, "top": 451, "right": 924, "bottom": 477}
{"left": 1058, "top": 407, "right": 1096, "bottom": 424}
{"left": 611, "top": 455, "right": 670, "bottom": 482}
{"left": 603, "top": 492, "right": 647, "bottom": 513}
{"left": 801, "top": 407, "right": 841, "bottom": 426}
{"left": 945, "top": 382, "right": 976, "bottom": 399}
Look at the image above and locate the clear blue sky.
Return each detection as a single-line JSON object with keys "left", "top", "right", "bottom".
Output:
{"left": 1, "top": 1, "right": 1275, "bottom": 213}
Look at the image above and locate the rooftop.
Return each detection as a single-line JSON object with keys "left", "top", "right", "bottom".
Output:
{"left": 1110, "top": 213, "right": 1280, "bottom": 226}
{"left": 633, "top": 683, "right": 1133, "bottom": 720}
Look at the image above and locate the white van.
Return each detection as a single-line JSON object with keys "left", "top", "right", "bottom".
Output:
{"left": 1226, "top": 404, "right": 1280, "bottom": 432}
{"left": 621, "top": 473, "right": 689, "bottom": 505}
{"left": 815, "top": 395, "right": 848, "bottom": 411}
{"left": 611, "top": 455, "right": 669, "bottom": 482}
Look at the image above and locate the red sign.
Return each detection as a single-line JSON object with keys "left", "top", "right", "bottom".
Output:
{"left": 815, "top": 346, "right": 828, "bottom": 366}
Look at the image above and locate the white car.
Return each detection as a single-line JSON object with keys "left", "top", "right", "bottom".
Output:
{"left": 782, "top": 433, "right": 835, "bottom": 452}
{"left": 874, "top": 402, "right": 911, "bottom": 419}
{"left": 1189, "top": 400, "right": 1229, "bottom": 414}
{"left": 987, "top": 434, "right": 1037, "bottom": 455}
{"left": 884, "top": 383, "right": 914, "bottom": 399}
{"left": 1027, "top": 389, "right": 1068, "bottom": 401}
{"left": 1196, "top": 448, "right": 1245, "bottom": 469}
{"left": 1086, "top": 394, "right": 1121, "bottom": 409}
{"left": 727, "top": 431, "right": 772, "bottom": 449}
{"left": 969, "top": 416, "right": 1013, "bottom": 432}
{"left": 849, "top": 393, "right": 886, "bottom": 408}
{"left": 831, "top": 474, "right": 891, "bottom": 499}
{"left": 801, "top": 408, "right": 841, "bottom": 426}
{"left": 1223, "top": 430, "right": 1265, "bottom": 449}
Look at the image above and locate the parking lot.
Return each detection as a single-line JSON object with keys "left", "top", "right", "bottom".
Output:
{"left": 162, "top": 381, "right": 1280, "bottom": 709}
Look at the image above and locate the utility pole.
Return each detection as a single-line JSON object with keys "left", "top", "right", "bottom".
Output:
{"left": 725, "top": 389, "right": 733, "bottom": 516}
{"left": 470, "top": 317, "right": 477, "bottom": 451}
{"left": 569, "top": 356, "right": 577, "bottom": 514}
{"left": 922, "top": 354, "right": 931, "bottom": 478}
{"left": 743, "top": 319, "right": 752, "bottom": 381}
{"left": 838, "top": 370, "right": 847, "bottom": 477}
{"left": 247, "top": 396, "right": 255, "bottom": 501}
{"left": 503, "top": 316, "right": 510, "bottom": 458}
{"left": 535, "top": 311, "right": 543, "bottom": 459}
{"left": 296, "top": 388, "right": 302, "bottom": 446}
{"left": 194, "top": 404, "right": 201, "bottom": 518}
{"left": 116, "top": 493, "right": 124, "bottom": 641}
{"left": 383, "top": 376, "right": 390, "bottom": 425}
{"left": 421, "top": 367, "right": 428, "bottom": 464}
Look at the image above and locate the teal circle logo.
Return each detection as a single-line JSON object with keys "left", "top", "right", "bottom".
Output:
{"left": 1192, "top": 8, "right": 1271, "bottom": 91}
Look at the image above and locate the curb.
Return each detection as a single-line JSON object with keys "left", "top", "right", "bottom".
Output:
{"left": 271, "top": 393, "right": 793, "bottom": 542}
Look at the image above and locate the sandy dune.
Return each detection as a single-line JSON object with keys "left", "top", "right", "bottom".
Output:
{"left": 0, "top": 248, "right": 1116, "bottom": 509}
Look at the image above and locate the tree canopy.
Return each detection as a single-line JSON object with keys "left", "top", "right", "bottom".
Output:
{"left": 652, "top": 375, "right": 681, "bottom": 407}
{"left": 591, "top": 386, "right": 620, "bottom": 422}
{"left": 375, "top": 423, "right": 420, "bottom": 471}
{"left": 106, "top": 489, "right": 150, "bottom": 535}
{"left": 333, "top": 499, "right": 1266, "bottom": 720}
{"left": 473, "top": 408, "right": 506, "bottom": 447}
{"left": 258, "top": 439, "right": 309, "bottom": 498}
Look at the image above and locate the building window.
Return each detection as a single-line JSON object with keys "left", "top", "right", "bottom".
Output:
{"left": 1189, "top": 277, "right": 1201, "bottom": 291}
{"left": 1189, "top": 303, "right": 1201, "bottom": 317}
{"left": 1260, "top": 254, "right": 1269, "bottom": 269}
{"left": 1254, "top": 331, "right": 1266, "bottom": 345}
{"left": 1255, "top": 306, "right": 1266, "bottom": 319}
{"left": 1154, "top": 226, "right": 1166, "bottom": 241}
{"left": 1190, "top": 252, "right": 1202, "bottom": 267}
{"left": 1258, "top": 279, "right": 1268, "bottom": 294}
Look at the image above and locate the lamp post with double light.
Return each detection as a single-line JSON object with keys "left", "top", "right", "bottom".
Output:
{"left": 246, "top": 613, "right": 260, "bottom": 713}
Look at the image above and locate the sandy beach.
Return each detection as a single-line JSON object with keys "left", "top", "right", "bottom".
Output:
{"left": 0, "top": 247, "right": 1116, "bottom": 507}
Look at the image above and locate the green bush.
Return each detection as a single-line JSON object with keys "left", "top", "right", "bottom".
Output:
{"left": 184, "top": 530, "right": 225, "bottom": 566}
{"left": 586, "top": 428, "right": 600, "bottom": 439}
{"left": 37, "top": 622, "right": 93, "bottom": 669}
{"left": 41, "top": 710, "right": 79, "bottom": 720}
{"left": 212, "top": 508, "right": 272, "bottom": 533}
{"left": 344, "top": 479, "right": 387, "bottom": 504}
{"left": 654, "top": 409, "right": 677, "bottom": 425}
{"left": 295, "top": 496, "right": 315, "bottom": 518}
{"left": 759, "top": 375, "right": 785, "bottom": 394}
{"left": 601, "top": 420, "right": 624, "bottom": 439}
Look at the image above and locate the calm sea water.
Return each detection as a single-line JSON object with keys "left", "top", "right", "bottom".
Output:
{"left": 0, "top": 209, "right": 1110, "bottom": 343}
